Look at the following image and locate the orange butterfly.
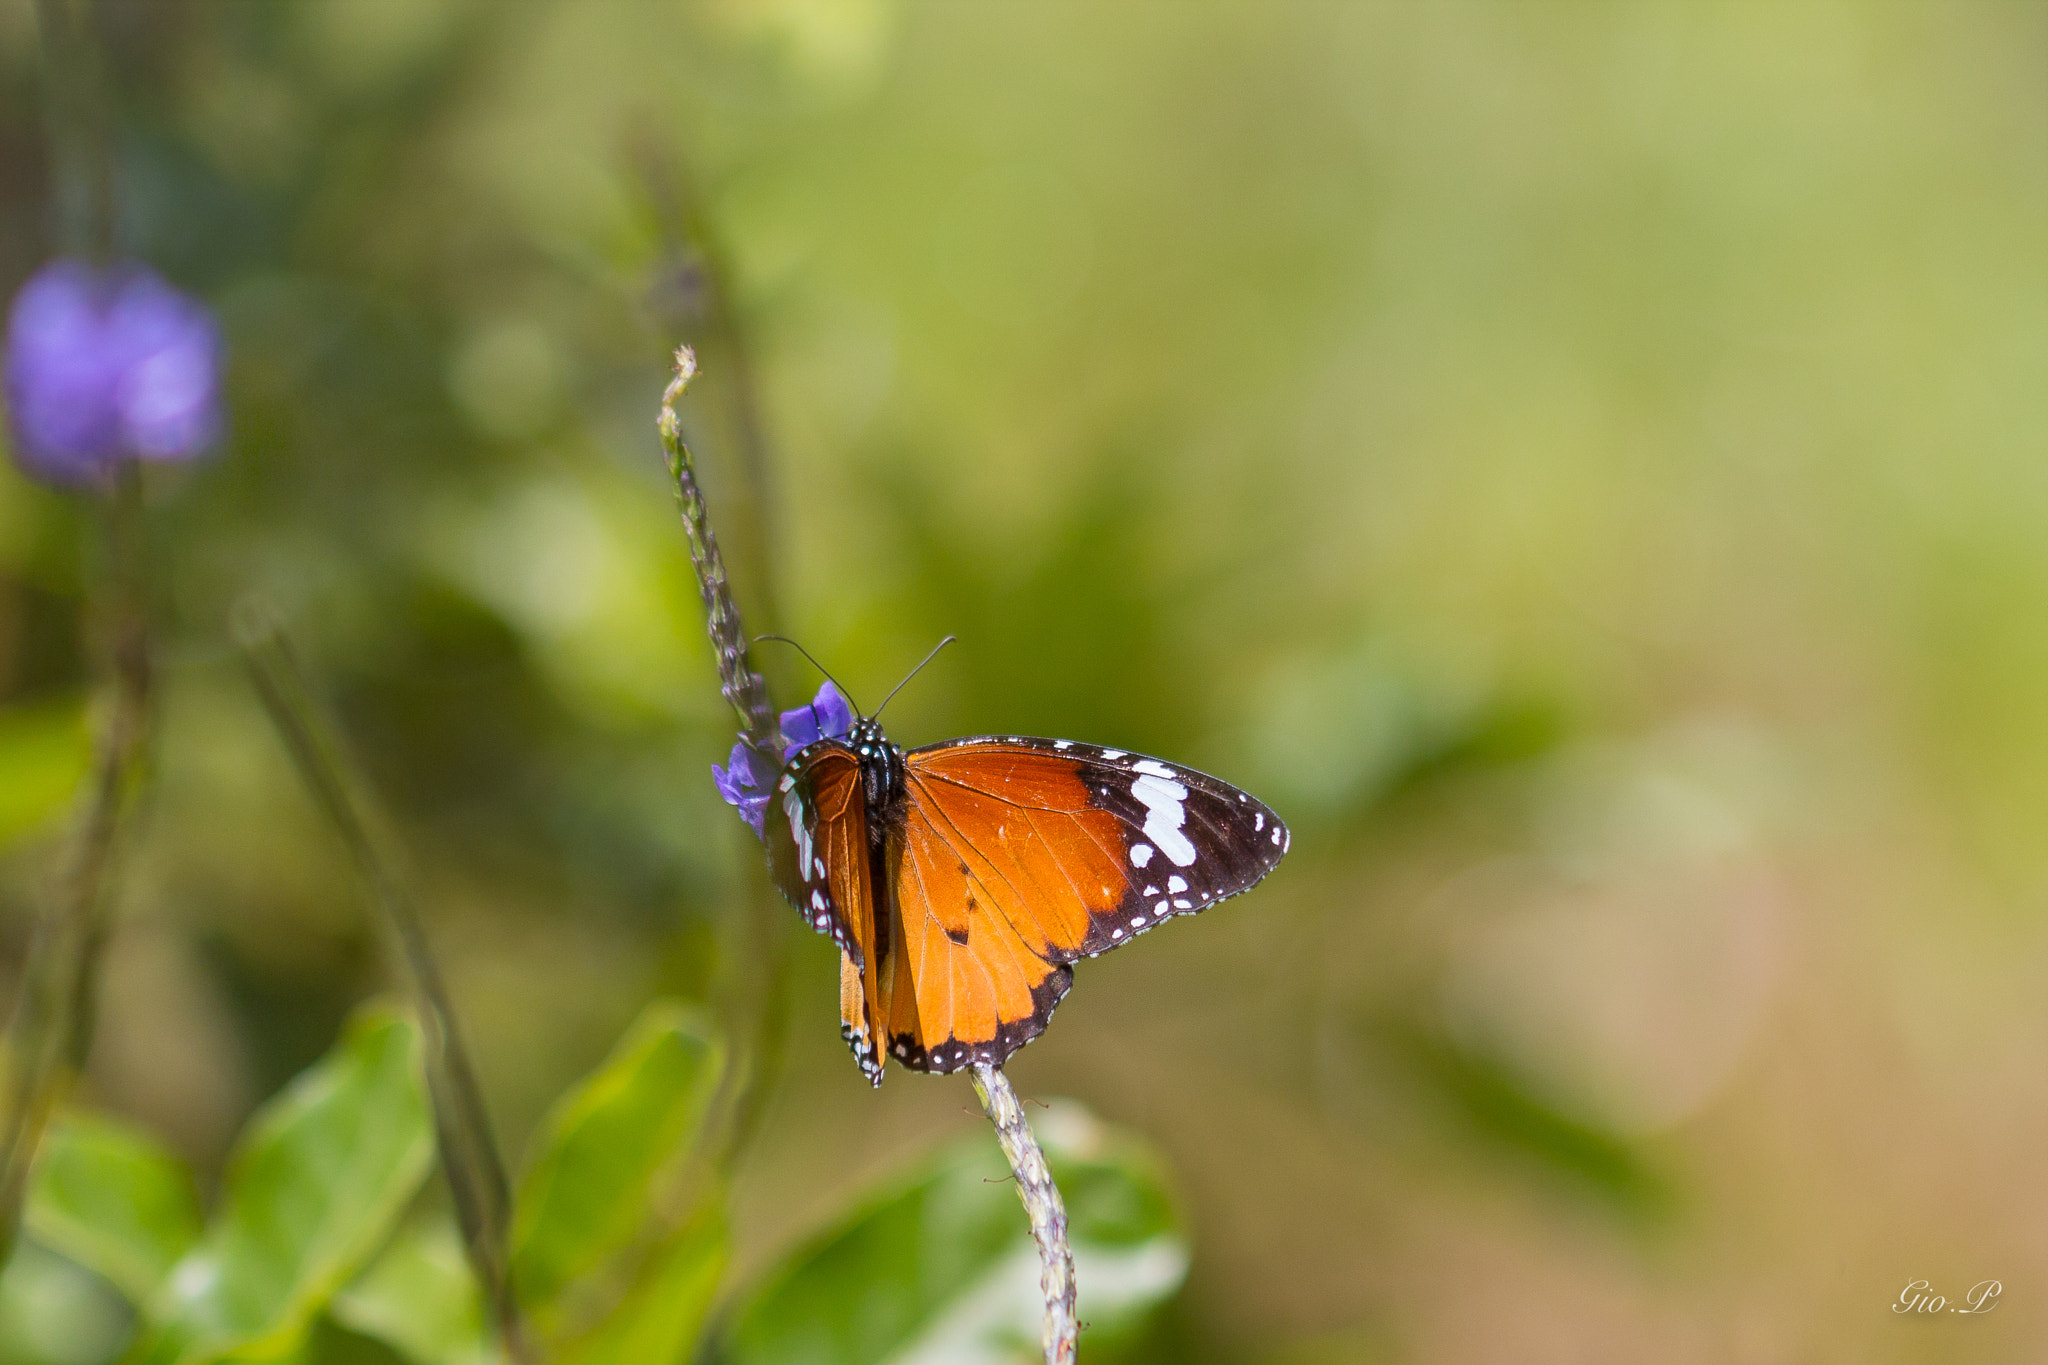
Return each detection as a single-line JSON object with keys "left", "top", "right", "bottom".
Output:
{"left": 716, "top": 669, "right": 1288, "bottom": 1084}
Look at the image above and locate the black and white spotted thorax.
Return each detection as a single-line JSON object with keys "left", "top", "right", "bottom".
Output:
{"left": 846, "top": 717, "right": 907, "bottom": 839}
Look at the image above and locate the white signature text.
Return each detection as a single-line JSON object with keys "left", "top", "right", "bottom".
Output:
{"left": 1894, "top": 1279, "right": 2001, "bottom": 1315}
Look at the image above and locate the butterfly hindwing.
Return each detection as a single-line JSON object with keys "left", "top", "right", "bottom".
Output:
{"left": 879, "top": 737, "right": 1287, "bottom": 1073}
{"left": 881, "top": 797, "right": 1076, "bottom": 1074}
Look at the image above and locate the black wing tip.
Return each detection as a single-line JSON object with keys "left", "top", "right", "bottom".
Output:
{"left": 886, "top": 965, "right": 1073, "bottom": 1076}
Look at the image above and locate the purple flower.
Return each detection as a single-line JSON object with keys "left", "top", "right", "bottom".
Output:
{"left": 714, "top": 681, "right": 857, "bottom": 840}
{"left": 712, "top": 739, "right": 777, "bottom": 839}
{"left": 4, "top": 258, "right": 222, "bottom": 485}
{"left": 778, "top": 681, "right": 855, "bottom": 755}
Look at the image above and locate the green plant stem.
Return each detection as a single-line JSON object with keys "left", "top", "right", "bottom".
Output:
{"left": 659, "top": 348, "right": 777, "bottom": 750}
{"left": 634, "top": 141, "right": 802, "bottom": 1179}
{"left": 0, "top": 464, "right": 152, "bottom": 1270}
{"left": 0, "top": 0, "right": 141, "bottom": 1276}
{"left": 658, "top": 349, "right": 792, "bottom": 1170}
{"left": 970, "top": 1064, "right": 1078, "bottom": 1365}
{"left": 234, "top": 613, "right": 535, "bottom": 1365}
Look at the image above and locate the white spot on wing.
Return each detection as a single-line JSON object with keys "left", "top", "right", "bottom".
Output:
{"left": 1167, "top": 875, "right": 1188, "bottom": 893}
{"left": 1101, "top": 750, "right": 1125, "bottom": 760}
{"left": 785, "top": 789, "right": 817, "bottom": 881}
{"left": 1053, "top": 740, "right": 1071, "bottom": 749}
{"left": 1174, "top": 898, "right": 1192, "bottom": 909}
{"left": 1130, "top": 843, "right": 1154, "bottom": 868}
{"left": 1131, "top": 773, "right": 1197, "bottom": 866}
{"left": 1254, "top": 812, "right": 1264, "bottom": 832}
{"left": 1132, "top": 759, "right": 1175, "bottom": 778}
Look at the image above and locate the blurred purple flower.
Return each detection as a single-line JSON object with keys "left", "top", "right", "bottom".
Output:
{"left": 714, "top": 681, "right": 857, "bottom": 840}
{"left": 4, "top": 258, "right": 222, "bottom": 485}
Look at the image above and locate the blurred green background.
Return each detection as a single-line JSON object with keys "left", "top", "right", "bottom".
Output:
{"left": 2, "top": 0, "right": 2045, "bottom": 1359}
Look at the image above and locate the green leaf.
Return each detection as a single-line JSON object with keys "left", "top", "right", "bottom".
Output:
{"left": 554, "top": 1206, "right": 724, "bottom": 1365}
{"left": 509, "top": 1001, "right": 723, "bottom": 1327}
{"left": 0, "top": 1241, "right": 134, "bottom": 1365}
{"left": 0, "top": 697, "right": 89, "bottom": 848}
{"left": 330, "top": 1220, "right": 495, "bottom": 1365}
{"left": 24, "top": 1110, "right": 203, "bottom": 1307}
{"left": 133, "top": 1007, "right": 435, "bottom": 1365}
{"left": 719, "top": 1100, "right": 1187, "bottom": 1365}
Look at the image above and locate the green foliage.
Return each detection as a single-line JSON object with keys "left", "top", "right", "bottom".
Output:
{"left": 718, "top": 1101, "right": 1186, "bottom": 1365}
{"left": 131, "top": 1007, "right": 435, "bottom": 1364}
{"left": 23, "top": 1114, "right": 202, "bottom": 1308}
{"left": 0, "top": 981, "right": 1197, "bottom": 1365}
{"left": 336, "top": 999, "right": 728, "bottom": 1365}
{"left": 0, "top": 698, "right": 88, "bottom": 848}
{"left": 548, "top": 1208, "right": 723, "bottom": 1365}
{"left": 330, "top": 1222, "right": 492, "bottom": 1365}
{"left": 508, "top": 1002, "right": 724, "bottom": 1327}
{"left": 0, "top": 1243, "right": 132, "bottom": 1365}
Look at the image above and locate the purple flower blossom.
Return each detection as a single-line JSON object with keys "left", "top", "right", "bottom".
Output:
{"left": 712, "top": 739, "right": 778, "bottom": 839}
{"left": 4, "top": 258, "right": 222, "bottom": 485}
{"left": 713, "top": 681, "right": 858, "bottom": 839}
{"left": 778, "top": 681, "right": 855, "bottom": 755}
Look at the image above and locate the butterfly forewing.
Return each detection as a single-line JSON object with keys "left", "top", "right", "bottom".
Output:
{"left": 767, "top": 740, "right": 894, "bottom": 1083}
{"left": 908, "top": 738, "right": 1288, "bottom": 958}
{"left": 765, "top": 741, "right": 863, "bottom": 962}
{"left": 880, "top": 737, "right": 1288, "bottom": 1073}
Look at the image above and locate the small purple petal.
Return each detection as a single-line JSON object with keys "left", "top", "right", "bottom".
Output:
{"left": 110, "top": 272, "right": 221, "bottom": 461}
{"left": 5, "top": 262, "right": 122, "bottom": 480}
{"left": 713, "top": 740, "right": 776, "bottom": 839}
{"left": 779, "top": 680, "right": 855, "bottom": 758}
{"left": 4, "top": 258, "right": 222, "bottom": 485}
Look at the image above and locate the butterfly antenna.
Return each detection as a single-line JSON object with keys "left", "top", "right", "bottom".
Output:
{"left": 873, "top": 635, "right": 957, "bottom": 720}
{"left": 753, "top": 634, "right": 864, "bottom": 716}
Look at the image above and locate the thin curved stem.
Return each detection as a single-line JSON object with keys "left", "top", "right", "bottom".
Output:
{"left": 0, "top": 0, "right": 140, "bottom": 1271}
{"left": 660, "top": 348, "right": 777, "bottom": 753}
{"left": 234, "top": 613, "right": 535, "bottom": 1365}
{"left": 0, "top": 465, "right": 151, "bottom": 1269}
{"left": 970, "top": 1064, "right": 1078, "bottom": 1365}
{"left": 659, "top": 349, "right": 791, "bottom": 1174}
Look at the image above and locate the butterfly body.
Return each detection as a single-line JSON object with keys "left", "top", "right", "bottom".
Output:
{"left": 762, "top": 704, "right": 1289, "bottom": 1086}
{"left": 844, "top": 717, "right": 908, "bottom": 842}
